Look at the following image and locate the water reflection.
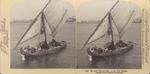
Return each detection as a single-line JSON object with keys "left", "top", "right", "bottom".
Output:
{"left": 11, "top": 22, "right": 76, "bottom": 68}
{"left": 89, "top": 56, "right": 119, "bottom": 68}
{"left": 21, "top": 54, "right": 59, "bottom": 68}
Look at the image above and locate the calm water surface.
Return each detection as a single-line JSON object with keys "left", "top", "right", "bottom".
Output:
{"left": 11, "top": 22, "right": 142, "bottom": 69}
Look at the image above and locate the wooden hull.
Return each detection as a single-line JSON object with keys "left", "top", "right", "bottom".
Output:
{"left": 20, "top": 41, "right": 67, "bottom": 57}
{"left": 87, "top": 42, "right": 133, "bottom": 58}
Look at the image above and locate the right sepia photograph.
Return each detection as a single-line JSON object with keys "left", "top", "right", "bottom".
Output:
{"left": 77, "top": 0, "right": 142, "bottom": 69}
{"left": 10, "top": 0, "right": 143, "bottom": 69}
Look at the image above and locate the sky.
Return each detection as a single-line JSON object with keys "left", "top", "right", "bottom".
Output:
{"left": 11, "top": 0, "right": 75, "bottom": 21}
{"left": 11, "top": 0, "right": 142, "bottom": 21}
{"left": 77, "top": 0, "right": 142, "bottom": 21}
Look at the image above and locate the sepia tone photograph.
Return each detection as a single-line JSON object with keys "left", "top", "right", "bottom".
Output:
{"left": 11, "top": 0, "right": 142, "bottom": 69}
{"left": 77, "top": 0, "right": 142, "bottom": 69}
{"left": 11, "top": 0, "right": 76, "bottom": 68}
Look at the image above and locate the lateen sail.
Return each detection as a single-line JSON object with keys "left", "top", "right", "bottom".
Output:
{"left": 52, "top": 9, "right": 68, "bottom": 37}
{"left": 81, "top": 0, "right": 119, "bottom": 50}
{"left": 15, "top": 0, "right": 68, "bottom": 49}
{"left": 112, "top": 8, "right": 134, "bottom": 35}
{"left": 17, "top": 0, "right": 68, "bottom": 44}
{"left": 44, "top": 0, "right": 68, "bottom": 37}
{"left": 110, "top": 14, "right": 120, "bottom": 36}
{"left": 19, "top": 13, "right": 54, "bottom": 44}
{"left": 119, "top": 11, "right": 134, "bottom": 37}
{"left": 43, "top": 14, "right": 53, "bottom": 35}
{"left": 14, "top": 0, "right": 52, "bottom": 49}
{"left": 20, "top": 16, "right": 42, "bottom": 43}
{"left": 87, "top": 18, "right": 109, "bottom": 44}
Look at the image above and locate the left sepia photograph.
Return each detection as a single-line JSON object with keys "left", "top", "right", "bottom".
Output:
{"left": 10, "top": 0, "right": 76, "bottom": 68}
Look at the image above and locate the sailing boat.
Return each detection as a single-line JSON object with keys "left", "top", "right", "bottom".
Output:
{"left": 14, "top": 0, "right": 68, "bottom": 60}
{"left": 81, "top": 0, "right": 134, "bottom": 61}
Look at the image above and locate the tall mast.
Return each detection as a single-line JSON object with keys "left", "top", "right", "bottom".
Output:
{"left": 41, "top": 12, "right": 47, "bottom": 44}
{"left": 14, "top": 0, "right": 52, "bottom": 49}
{"left": 80, "top": 0, "right": 119, "bottom": 50}
{"left": 108, "top": 13, "right": 115, "bottom": 46}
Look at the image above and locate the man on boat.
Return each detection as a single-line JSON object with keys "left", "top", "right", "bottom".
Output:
{"left": 91, "top": 46, "right": 103, "bottom": 54}
{"left": 116, "top": 40, "right": 127, "bottom": 47}
{"left": 21, "top": 45, "right": 37, "bottom": 53}
{"left": 49, "top": 39, "right": 61, "bottom": 47}
{"left": 91, "top": 46, "right": 97, "bottom": 52}
{"left": 97, "top": 48, "right": 103, "bottom": 54}
{"left": 105, "top": 40, "right": 116, "bottom": 51}
{"left": 39, "top": 41, "right": 49, "bottom": 50}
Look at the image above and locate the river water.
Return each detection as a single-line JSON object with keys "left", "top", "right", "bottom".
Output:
{"left": 11, "top": 21, "right": 141, "bottom": 69}
{"left": 77, "top": 22, "right": 142, "bottom": 69}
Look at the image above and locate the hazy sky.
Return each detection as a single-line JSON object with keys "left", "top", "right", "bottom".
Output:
{"left": 11, "top": 0, "right": 48, "bottom": 20}
{"left": 11, "top": 0, "right": 75, "bottom": 20}
{"left": 77, "top": 0, "right": 142, "bottom": 21}
{"left": 11, "top": 0, "right": 142, "bottom": 21}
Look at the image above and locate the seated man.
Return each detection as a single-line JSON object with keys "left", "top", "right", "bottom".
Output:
{"left": 116, "top": 40, "right": 127, "bottom": 47}
{"left": 90, "top": 46, "right": 97, "bottom": 53}
{"left": 24, "top": 45, "right": 31, "bottom": 52}
{"left": 49, "top": 39, "right": 60, "bottom": 47}
{"left": 22, "top": 45, "right": 36, "bottom": 53}
{"left": 30, "top": 47, "right": 36, "bottom": 53}
{"left": 104, "top": 41, "right": 116, "bottom": 51}
{"left": 39, "top": 41, "right": 49, "bottom": 50}
{"left": 97, "top": 48, "right": 103, "bottom": 54}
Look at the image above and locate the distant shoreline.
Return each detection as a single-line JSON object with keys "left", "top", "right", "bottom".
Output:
{"left": 10, "top": 20, "right": 33, "bottom": 23}
{"left": 11, "top": 20, "right": 100, "bottom": 24}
